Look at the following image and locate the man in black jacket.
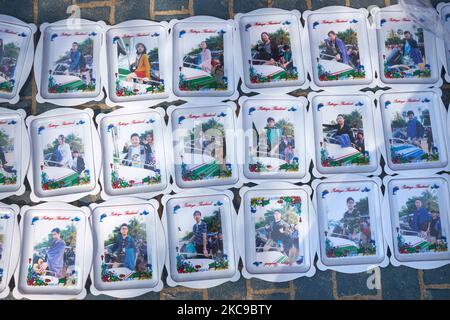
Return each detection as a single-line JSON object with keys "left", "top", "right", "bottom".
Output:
{"left": 71, "top": 150, "right": 85, "bottom": 174}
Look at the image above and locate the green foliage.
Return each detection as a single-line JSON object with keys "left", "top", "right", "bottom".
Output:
{"left": 34, "top": 223, "right": 77, "bottom": 250}
{"left": 181, "top": 209, "right": 221, "bottom": 241}
{"left": 0, "top": 129, "right": 10, "bottom": 149}
{"left": 252, "top": 28, "right": 290, "bottom": 50}
{"left": 274, "top": 118, "right": 294, "bottom": 137}
{"left": 56, "top": 37, "right": 94, "bottom": 63}
{"left": 391, "top": 111, "right": 407, "bottom": 129}
{"left": 138, "top": 130, "right": 153, "bottom": 143}
{"left": 319, "top": 28, "right": 358, "bottom": 49}
{"left": 3, "top": 42, "right": 20, "bottom": 60}
{"left": 325, "top": 109, "right": 363, "bottom": 131}
{"left": 104, "top": 217, "right": 146, "bottom": 247}
{"left": 43, "top": 132, "right": 84, "bottom": 156}
{"left": 398, "top": 190, "right": 439, "bottom": 217}
{"left": 187, "top": 34, "right": 224, "bottom": 56}
{"left": 254, "top": 201, "right": 300, "bottom": 229}
{"left": 147, "top": 47, "right": 158, "bottom": 63}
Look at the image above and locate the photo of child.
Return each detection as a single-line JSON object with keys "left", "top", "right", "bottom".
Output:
{"left": 106, "top": 116, "right": 162, "bottom": 190}
{"left": 247, "top": 21, "right": 298, "bottom": 84}
{"left": 250, "top": 195, "right": 304, "bottom": 268}
{"left": 393, "top": 183, "right": 448, "bottom": 254}
{"left": 171, "top": 201, "right": 229, "bottom": 274}
{"left": 27, "top": 218, "right": 79, "bottom": 287}
{"left": 99, "top": 213, "right": 152, "bottom": 282}
{"left": 114, "top": 31, "right": 164, "bottom": 97}
{"left": 47, "top": 32, "right": 98, "bottom": 94}
{"left": 321, "top": 190, "right": 376, "bottom": 258}
{"left": 177, "top": 27, "right": 227, "bottom": 92}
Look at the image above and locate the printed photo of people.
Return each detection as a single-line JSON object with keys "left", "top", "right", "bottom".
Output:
{"left": 41, "top": 124, "right": 91, "bottom": 190}
{"left": 179, "top": 115, "right": 231, "bottom": 182}
{"left": 251, "top": 195, "right": 303, "bottom": 267}
{"left": 107, "top": 119, "right": 161, "bottom": 189}
{"left": 394, "top": 185, "right": 448, "bottom": 254}
{"left": 319, "top": 107, "right": 369, "bottom": 167}
{"left": 178, "top": 29, "right": 227, "bottom": 91}
{"left": 387, "top": 105, "right": 438, "bottom": 164}
{"left": 383, "top": 27, "right": 430, "bottom": 79}
{"left": 47, "top": 34, "right": 97, "bottom": 94}
{"left": 100, "top": 215, "right": 151, "bottom": 282}
{"left": 27, "top": 220, "right": 78, "bottom": 287}
{"left": 0, "top": 122, "right": 17, "bottom": 185}
{"left": 249, "top": 115, "right": 298, "bottom": 173}
{"left": 322, "top": 192, "right": 376, "bottom": 258}
{"left": 0, "top": 233, "right": 3, "bottom": 261}
{"left": 316, "top": 28, "right": 364, "bottom": 81}
{"left": 0, "top": 233, "right": 4, "bottom": 283}
{"left": 114, "top": 33, "right": 164, "bottom": 96}
{"left": 248, "top": 23, "right": 298, "bottom": 83}
{"left": 173, "top": 203, "right": 228, "bottom": 273}
{"left": 0, "top": 30, "right": 22, "bottom": 93}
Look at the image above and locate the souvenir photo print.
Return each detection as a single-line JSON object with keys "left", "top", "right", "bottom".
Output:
{"left": 372, "top": 6, "right": 439, "bottom": 86}
{"left": 99, "top": 110, "right": 168, "bottom": 198}
{"left": 0, "top": 17, "right": 35, "bottom": 102}
{"left": 304, "top": 8, "right": 374, "bottom": 89}
{"left": 315, "top": 179, "right": 386, "bottom": 270}
{"left": 0, "top": 206, "right": 18, "bottom": 296}
{"left": 0, "top": 114, "right": 20, "bottom": 191}
{"left": 28, "top": 110, "right": 98, "bottom": 200}
{"left": 37, "top": 20, "right": 104, "bottom": 103}
{"left": 379, "top": 90, "right": 448, "bottom": 172}
{"left": 241, "top": 97, "right": 307, "bottom": 180}
{"left": 312, "top": 93, "right": 378, "bottom": 175}
{"left": 237, "top": 9, "right": 306, "bottom": 91}
{"left": 387, "top": 177, "right": 450, "bottom": 265}
{"left": 438, "top": 3, "right": 450, "bottom": 82}
{"left": 243, "top": 187, "right": 312, "bottom": 276}
{"left": 172, "top": 18, "right": 235, "bottom": 98}
{"left": 92, "top": 203, "right": 160, "bottom": 292}
{"left": 17, "top": 207, "right": 88, "bottom": 297}
{"left": 170, "top": 104, "right": 239, "bottom": 190}
{"left": 165, "top": 193, "right": 237, "bottom": 285}
{"left": 106, "top": 23, "right": 167, "bottom": 104}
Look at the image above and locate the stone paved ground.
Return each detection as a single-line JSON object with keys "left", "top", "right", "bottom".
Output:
{"left": 0, "top": 0, "right": 449, "bottom": 300}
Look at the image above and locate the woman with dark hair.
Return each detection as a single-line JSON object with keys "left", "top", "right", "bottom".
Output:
{"left": 126, "top": 42, "right": 150, "bottom": 82}
{"left": 256, "top": 32, "right": 280, "bottom": 65}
